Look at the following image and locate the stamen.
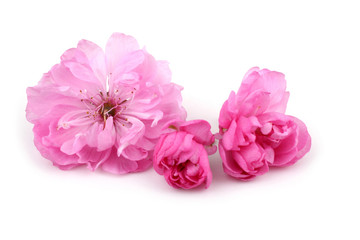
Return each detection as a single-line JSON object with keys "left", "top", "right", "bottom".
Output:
{"left": 75, "top": 80, "right": 136, "bottom": 129}
{"left": 119, "top": 99, "right": 127, "bottom": 105}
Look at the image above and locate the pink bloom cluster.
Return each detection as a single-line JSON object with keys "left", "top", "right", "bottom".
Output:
{"left": 26, "top": 32, "right": 311, "bottom": 190}
{"left": 26, "top": 33, "right": 186, "bottom": 174}
{"left": 153, "top": 120, "right": 216, "bottom": 189}
{"left": 218, "top": 67, "right": 311, "bottom": 180}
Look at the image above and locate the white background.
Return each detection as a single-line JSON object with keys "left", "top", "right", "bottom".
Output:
{"left": 1, "top": 0, "right": 359, "bottom": 239}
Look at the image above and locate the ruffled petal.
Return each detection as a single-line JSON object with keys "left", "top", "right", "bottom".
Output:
{"left": 115, "top": 116, "right": 145, "bottom": 156}
{"left": 97, "top": 117, "right": 116, "bottom": 151}
{"left": 105, "top": 33, "right": 140, "bottom": 74}
{"left": 77, "top": 39, "right": 107, "bottom": 89}
{"left": 122, "top": 145, "right": 148, "bottom": 161}
{"left": 60, "top": 134, "right": 87, "bottom": 155}
{"left": 101, "top": 148, "right": 139, "bottom": 174}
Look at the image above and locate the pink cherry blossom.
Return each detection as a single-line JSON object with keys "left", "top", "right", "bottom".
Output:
{"left": 153, "top": 120, "right": 215, "bottom": 189}
{"left": 218, "top": 67, "right": 311, "bottom": 180}
{"left": 26, "top": 33, "right": 186, "bottom": 173}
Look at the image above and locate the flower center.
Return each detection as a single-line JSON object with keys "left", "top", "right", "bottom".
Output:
{"left": 100, "top": 102, "right": 116, "bottom": 119}
{"left": 76, "top": 86, "right": 138, "bottom": 130}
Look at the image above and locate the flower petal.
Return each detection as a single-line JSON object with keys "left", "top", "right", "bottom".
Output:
{"left": 122, "top": 145, "right": 148, "bottom": 161}
{"left": 77, "top": 39, "right": 107, "bottom": 89}
{"left": 101, "top": 148, "right": 139, "bottom": 174}
{"left": 105, "top": 33, "right": 140, "bottom": 74}
{"left": 115, "top": 116, "right": 145, "bottom": 156}
{"left": 60, "top": 134, "right": 87, "bottom": 155}
{"left": 97, "top": 117, "right": 116, "bottom": 151}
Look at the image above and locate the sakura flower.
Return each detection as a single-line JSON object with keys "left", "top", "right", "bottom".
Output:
{"left": 26, "top": 33, "right": 186, "bottom": 174}
{"left": 153, "top": 120, "right": 216, "bottom": 189}
{"left": 218, "top": 67, "right": 311, "bottom": 180}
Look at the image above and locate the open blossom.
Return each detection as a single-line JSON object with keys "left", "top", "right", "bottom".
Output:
{"left": 26, "top": 33, "right": 186, "bottom": 174}
{"left": 218, "top": 67, "right": 311, "bottom": 180}
{"left": 153, "top": 120, "right": 216, "bottom": 189}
